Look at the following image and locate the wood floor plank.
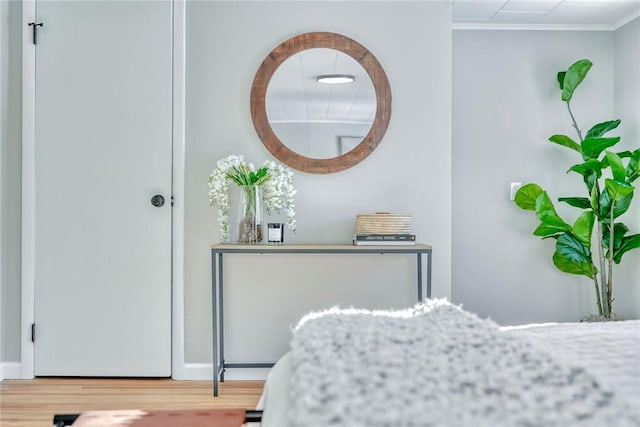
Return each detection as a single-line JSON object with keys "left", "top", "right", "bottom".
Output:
{"left": 0, "top": 379, "right": 263, "bottom": 427}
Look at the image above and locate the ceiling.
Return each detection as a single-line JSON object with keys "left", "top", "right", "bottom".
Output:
{"left": 452, "top": 0, "right": 640, "bottom": 30}
{"left": 268, "top": 1, "right": 639, "bottom": 125}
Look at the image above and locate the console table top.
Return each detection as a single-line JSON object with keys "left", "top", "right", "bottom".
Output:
{"left": 211, "top": 243, "right": 432, "bottom": 252}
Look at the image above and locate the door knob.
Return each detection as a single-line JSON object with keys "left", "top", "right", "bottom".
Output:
{"left": 151, "top": 194, "right": 165, "bottom": 207}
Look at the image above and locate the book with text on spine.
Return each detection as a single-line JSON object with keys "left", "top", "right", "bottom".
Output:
{"left": 353, "top": 239, "right": 417, "bottom": 246}
{"left": 353, "top": 234, "right": 416, "bottom": 242}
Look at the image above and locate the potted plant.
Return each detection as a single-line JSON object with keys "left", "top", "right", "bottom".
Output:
{"left": 515, "top": 59, "right": 640, "bottom": 320}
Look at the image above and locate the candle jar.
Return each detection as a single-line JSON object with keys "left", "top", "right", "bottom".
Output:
{"left": 267, "top": 223, "right": 285, "bottom": 244}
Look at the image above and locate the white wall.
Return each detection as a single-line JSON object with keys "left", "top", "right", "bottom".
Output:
{"left": 614, "top": 17, "right": 640, "bottom": 319}
{"left": 185, "top": 1, "right": 452, "bottom": 367}
{"left": 452, "top": 29, "right": 639, "bottom": 324}
{"left": 1, "top": 0, "right": 22, "bottom": 369}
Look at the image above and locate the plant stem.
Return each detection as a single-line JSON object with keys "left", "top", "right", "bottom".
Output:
{"left": 243, "top": 185, "right": 257, "bottom": 212}
{"left": 592, "top": 276, "right": 603, "bottom": 316}
{"left": 607, "top": 201, "right": 615, "bottom": 316}
{"left": 567, "top": 100, "right": 584, "bottom": 142}
{"left": 597, "top": 220, "right": 609, "bottom": 317}
{"left": 567, "top": 101, "right": 611, "bottom": 317}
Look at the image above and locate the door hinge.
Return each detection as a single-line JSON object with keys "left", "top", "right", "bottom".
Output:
{"left": 28, "top": 22, "right": 44, "bottom": 45}
{"left": 31, "top": 323, "right": 36, "bottom": 343}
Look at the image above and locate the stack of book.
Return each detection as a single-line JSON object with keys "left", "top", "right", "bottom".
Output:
{"left": 353, "top": 233, "right": 416, "bottom": 246}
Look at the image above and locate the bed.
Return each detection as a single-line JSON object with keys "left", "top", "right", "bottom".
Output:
{"left": 256, "top": 300, "right": 640, "bottom": 427}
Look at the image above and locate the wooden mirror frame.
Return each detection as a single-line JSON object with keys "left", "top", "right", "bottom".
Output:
{"left": 250, "top": 32, "right": 392, "bottom": 174}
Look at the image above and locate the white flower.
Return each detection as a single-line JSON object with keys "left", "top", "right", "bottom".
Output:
{"left": 262, "top": 160, "right": 297, "bottom": 232}
{"left": 209, "top": 155, "right": 296, "bottom": 243}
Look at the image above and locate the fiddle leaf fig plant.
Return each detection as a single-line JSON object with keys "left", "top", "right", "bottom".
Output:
{"left": 515, "top": 59, "right": 640, "bottom": 319}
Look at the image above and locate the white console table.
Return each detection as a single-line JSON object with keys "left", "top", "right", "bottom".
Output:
{"left": 210, "top": 243, "right": 433, "bottom": 396}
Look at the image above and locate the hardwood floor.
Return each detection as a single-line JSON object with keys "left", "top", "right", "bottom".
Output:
{"left": 0, "top": 378, "right": 264, "bottom": 427}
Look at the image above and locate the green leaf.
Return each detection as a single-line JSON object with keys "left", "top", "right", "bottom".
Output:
{"left": 568, "top": 159, "right": 602, "bottom": 178}
{"left": 553, "top": 251, "right": 596, "bottom": 278}
{"left": 584, "top": 169, "right": 598, "bottom": 193}
{"left": 515, "top": 183, "right": 543, "bottom": 210}
{"left": 600, "top": 151, "right": 633, "bottom": 168}
{"left": 605, "top": 178, "right": 634, "bottom": 201}
{"left": 534, "top": 223, "right": 568, "bottom": 238}
{"left": 581, "top": 137, "right": 621, "bottom": 160}
{"left": 585, "top": 120, "right": 621, "bottom": 139}
{"left": 535, "top": 191, "right": 559, "bottom": 221}
{"left": 535, "top": 192, "right": 572, "bottom": 232}
{"left": 614, "top": 234, "right": 640, "bottom": 263}
{"left": 603, "top": 223, "right": 628, "bottom": 253}
{"left": 605, "top": 151, "right": 626, "bottom": 181}
{"left": 568, "top": 161, "right": 602, "bottom": 193}
{"left": 626, "top": 149, "right": 640, "bottom": 182}
{"left": 599, "top": 189, "right": 633, "bottom": 221}
{"left": 556, "top": 232, "right": 595, "bottom": 268}
{"left": 558, "top": 197, "right": 591, "bottom": 209}
{"left": 557, "top": 71, "right": 566, "bottom": 90}
{"left": 549, "top": 135, "right": 582, "bottom": 153}
{"left": 553, "top": 233, "right": 595, "bottom": 278}
{"left": 572, "top": 211, "right": 594, "bottom": 246}
{"left": 253, "top": 167, "right": 270, "bottom": 185}
{"left": 541, "top": 235, "right": 561, "bottom": 241}
{"left": 227, "top": 164, "right": 272, "bottom": 187}
{"left": 590, "top": 183, "right": 599, "bottom": 212}
{"left": 562, "top": 59, "right": 592, "bottom": 102}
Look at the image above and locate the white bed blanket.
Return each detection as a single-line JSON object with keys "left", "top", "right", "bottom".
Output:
{"left": 263, "top": 300, "right": 640, "bottom": 427}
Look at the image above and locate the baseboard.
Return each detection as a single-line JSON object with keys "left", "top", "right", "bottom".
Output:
{"left": 0, "top": 362, "right": 268, "bottom": 381}
{"left": 0, "top": 362, "right": 22, "bottom": 380}
{"left": 177, "top": 363, "right": 269, "bottom": 381}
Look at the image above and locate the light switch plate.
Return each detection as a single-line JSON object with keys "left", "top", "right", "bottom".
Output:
{"left": 510, "top": 182, "right": 522, "bottom": 201}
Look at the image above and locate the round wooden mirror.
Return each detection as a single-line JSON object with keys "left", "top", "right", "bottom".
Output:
{"left": 251, "top": 32, "right": 392, "bottom": 174}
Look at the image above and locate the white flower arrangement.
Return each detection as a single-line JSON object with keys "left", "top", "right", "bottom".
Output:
{"left": 208, "top": 154, "right": 296, "bottom": 243}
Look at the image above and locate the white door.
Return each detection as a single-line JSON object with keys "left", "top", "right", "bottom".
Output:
{"left": 33, "top": 0, "right": 172, "bottom": 376}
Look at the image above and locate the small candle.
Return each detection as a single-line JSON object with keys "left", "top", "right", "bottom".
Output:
{"left": 267, "top": 223, "right": 285, "bottom": 244}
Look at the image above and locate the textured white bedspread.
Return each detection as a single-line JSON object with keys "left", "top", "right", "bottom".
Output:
{"left": 260, "top": 301, "right": 640, "bottom": 427}
{"left": 501, "top": 320, "right": 640, "bottom": 409}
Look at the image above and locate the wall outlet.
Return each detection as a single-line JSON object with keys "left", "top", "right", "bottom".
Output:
{"left": 510, "top": 182, "right": 522, "bottom": 201}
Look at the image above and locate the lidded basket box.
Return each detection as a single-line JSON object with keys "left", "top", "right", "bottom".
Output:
{"left": 356, "top": 212, "right": 412, "bottom": 235}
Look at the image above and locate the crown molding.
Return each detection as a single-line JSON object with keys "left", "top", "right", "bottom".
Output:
{"left": 613, "top": 10, "right": 640, "bottom": 30}
{"left": 452, "top": 22, "right": 615, "bottom": 31}
{"left": 452, "top": 9, "right": 640, "bottom": 32}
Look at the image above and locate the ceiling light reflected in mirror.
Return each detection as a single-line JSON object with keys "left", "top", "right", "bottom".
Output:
{"left": 316, "top": 74, "right": 356, "bottom": 85}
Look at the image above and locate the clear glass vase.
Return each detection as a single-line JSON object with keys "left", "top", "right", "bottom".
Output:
{"left": 237, "top": 185, "right": 263, "bottom": 244}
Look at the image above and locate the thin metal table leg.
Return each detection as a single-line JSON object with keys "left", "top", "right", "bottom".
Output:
{"left": 417, "top": 253, "right": 423, "bottom": 302}
{"left": 427, "top": 250, "right": 432, "bottom": 298}
{"left": 211, "top": 250, "right": 218, "bottom": 396}
{"left": 218, "top": 252, "right": 225, "bottom": 382}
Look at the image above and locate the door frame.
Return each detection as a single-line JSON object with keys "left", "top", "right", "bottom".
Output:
{"left": 20, "top": 0, "right": 187, "bottom": 379}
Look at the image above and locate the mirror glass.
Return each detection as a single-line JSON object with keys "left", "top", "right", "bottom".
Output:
{"left": 266, "top": 48, "right": 376, "bottom": 159}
